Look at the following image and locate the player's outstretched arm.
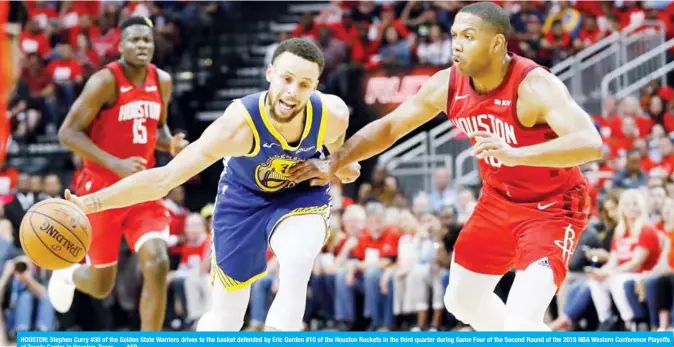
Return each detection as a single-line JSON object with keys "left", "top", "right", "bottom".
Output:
{"left": 68, "top": 101, "right": 255, "bottom": 214}
{"left": 474, "top": 68, "right": 603, "bottom": 168}
{"left": 330, "top": 69, "right": 449, "bottom": 172}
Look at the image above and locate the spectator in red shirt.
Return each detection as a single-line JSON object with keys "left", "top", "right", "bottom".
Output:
{"left": 21, "top": 53, "right": 59, "bottom": 135}
{"left": 587, "top": 189, "right": 662, "bottom": 329}
{"left": 517, "top": 15, "right": 545, "bottom": 65}
{"left": 647, "top": 95, "right": 668, "bottom": 129}
{"left": 19, "top": 18, "right": 51, "bottom": 58}
{"left": 620, "top": 96, "right": 655, "bottom": 137}
{"left": 642, "top": 137, "right": 674, "bottom": 176}
{"left": 541, "top": 19, "right": 573, "bottom": 65}
{"left": 330, "top": 10, "right": 360, "bottom": 45}
{"left": 167, "top": 213, "right": 211, "bottom": 329}
{"left": 75, "top": 34, "right": 101, "bottom": 78}
{"left": 368, "top": 4, "right": 409, "bottom": 44}
{"left": 90, "top": 13, "right": 121, "bottom": 64}
{"left": 292, "top": 13, "right": 319, "bottom": 40}
{"left": 47, "top": 44, "right": 83, "bottom": 110}
{"left": 574, "top": 16, "right": 604, "bottom": 51}
{"left": 336, "top": 202, "right": 400, "bottom": 331}
{"left": 350, "top": 24, "right": 379, "bottom": 68}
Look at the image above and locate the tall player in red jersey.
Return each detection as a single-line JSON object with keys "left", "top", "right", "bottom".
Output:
{"left": 49, "top": 16, "right": 188, "bottom": 331}
{"left": 290, "top": 2, "right": 603, "bottom": 330}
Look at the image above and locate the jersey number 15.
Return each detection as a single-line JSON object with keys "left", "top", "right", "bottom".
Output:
{"left": 133, "top": 118, "right": 148, "bottom": 144}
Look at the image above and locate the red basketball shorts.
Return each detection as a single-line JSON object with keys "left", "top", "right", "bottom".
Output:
{"left": 74, "top": 169, "right": 170, "bottom": 266}
{"left": 454, "top": 183, "right": 589, "bottom": 288}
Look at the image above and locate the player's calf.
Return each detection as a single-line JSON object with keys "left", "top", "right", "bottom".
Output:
{"left": 74, "top": 265, "right": 117, "bottom": 299}
{"left": 138, "top": 238, "right": 170, "bottom": 331}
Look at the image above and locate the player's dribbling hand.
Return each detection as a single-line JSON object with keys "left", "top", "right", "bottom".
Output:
{"left": 170, "top": 133, "right": 189, "bottom": 156}
{"left": 469, "top": 131, "right": 520, "bottom": 167}
{"left": 288, "top": 158, "right": 333, "bottom": 186}
{"left": 112, "top": 156, "right": 147, "bottom": 178}
{"left": 64, "top": 189, "right": 89, "bottom": 213}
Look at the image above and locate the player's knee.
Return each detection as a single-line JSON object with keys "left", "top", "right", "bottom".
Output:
{"left": 138, "top": 243, "right": 170, "bottom": 284}
{"left": 140, "top": 257, "right": 170, "bottom": 284}
{"left": 443, "top": 281, "right": 470, "bottom": 321}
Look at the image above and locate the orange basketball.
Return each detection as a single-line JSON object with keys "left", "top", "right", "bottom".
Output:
{"left": 19, "top": 198, "right": 91, "bottom": 270}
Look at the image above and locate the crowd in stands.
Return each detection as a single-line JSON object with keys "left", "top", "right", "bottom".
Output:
{"left": 3, "top": 0, "right": 674, "bottom": 338}
{"left": 284, "top": 1, "right": 674, "bottom": 75}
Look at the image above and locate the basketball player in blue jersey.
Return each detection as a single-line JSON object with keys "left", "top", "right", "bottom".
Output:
{"left": 62, "top": 38, "right": 360, "bottom": 331}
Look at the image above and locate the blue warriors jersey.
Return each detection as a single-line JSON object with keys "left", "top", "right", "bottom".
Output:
{"left": 210, "top": 91, "right": 332, "bottom": 292}
{"left": 220, "top": 91, "right": 329, "bottom": 194}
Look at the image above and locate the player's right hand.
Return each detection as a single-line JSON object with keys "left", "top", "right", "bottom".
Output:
{"left": 112, "top": 156, "right": 147, "bottom": 178}
{"left": 64, "top": 189, "right": 88, "bottom": 213}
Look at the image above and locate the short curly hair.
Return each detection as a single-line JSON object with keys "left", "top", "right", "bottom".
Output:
{"left": 271, "top": 38, "right": 325, "bottom": 74}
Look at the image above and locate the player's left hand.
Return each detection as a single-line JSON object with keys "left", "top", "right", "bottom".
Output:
{"left": 288, "top": 158, "right": 333, "bottom": 186}
{"left": 170, "top": 133, "right": 189, "bottom": 156}
{"left": 469, "top": 131, "right": 520, "bottom": 167}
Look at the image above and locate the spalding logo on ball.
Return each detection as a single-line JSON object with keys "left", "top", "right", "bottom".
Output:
{"left": 19, "top": 198, "right": 92, "bottom": 270}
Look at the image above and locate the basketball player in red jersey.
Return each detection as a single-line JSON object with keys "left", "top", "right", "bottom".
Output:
{"left": 49, "top": 16, "right": 188, "bottom": 331}
{"left": 290, "top": 2, "right": 603, "bottom": 330}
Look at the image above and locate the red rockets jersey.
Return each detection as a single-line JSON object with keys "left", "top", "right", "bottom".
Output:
{"left": 84, "top": 61, "right": 163, "bottom": 182}
{"left": 446, "top": 54, "right": 586, "bottom": 202}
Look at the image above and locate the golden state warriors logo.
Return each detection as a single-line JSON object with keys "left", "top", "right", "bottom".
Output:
{"left": 255, "top": 155, "right": 298, "bottom": 192}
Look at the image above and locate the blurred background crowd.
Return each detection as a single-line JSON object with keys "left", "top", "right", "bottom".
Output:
{"left": 2, "top": 0, "right": 674, "bottom": 339}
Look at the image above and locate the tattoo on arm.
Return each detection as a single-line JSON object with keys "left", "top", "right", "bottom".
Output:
{"left": 85, "top": 197, "right": 102, "bottom": 213}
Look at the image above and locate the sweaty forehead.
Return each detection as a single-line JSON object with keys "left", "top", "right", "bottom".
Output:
{"left": 273, "top": 52, "right": 320, "bottom": 82}
{"left": 451, "top": 12, "right": 492, "bottom": 34}
{"left": 122, "top": 25, "right": 153, "bottom": 40}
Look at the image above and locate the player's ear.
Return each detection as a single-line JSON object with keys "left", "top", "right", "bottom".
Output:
{"left": 492, "top": 34, "right": 506, "bottom": 54}
{"left": 265, "top": 64, "right": 273, "bottom": 83}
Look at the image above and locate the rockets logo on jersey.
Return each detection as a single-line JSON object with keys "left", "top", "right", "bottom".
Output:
{"left": 450, "top": 114, "right": 518, "bottom": 168}
{"left": 117, "top": 100, "right": 162, "bottom": 144}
